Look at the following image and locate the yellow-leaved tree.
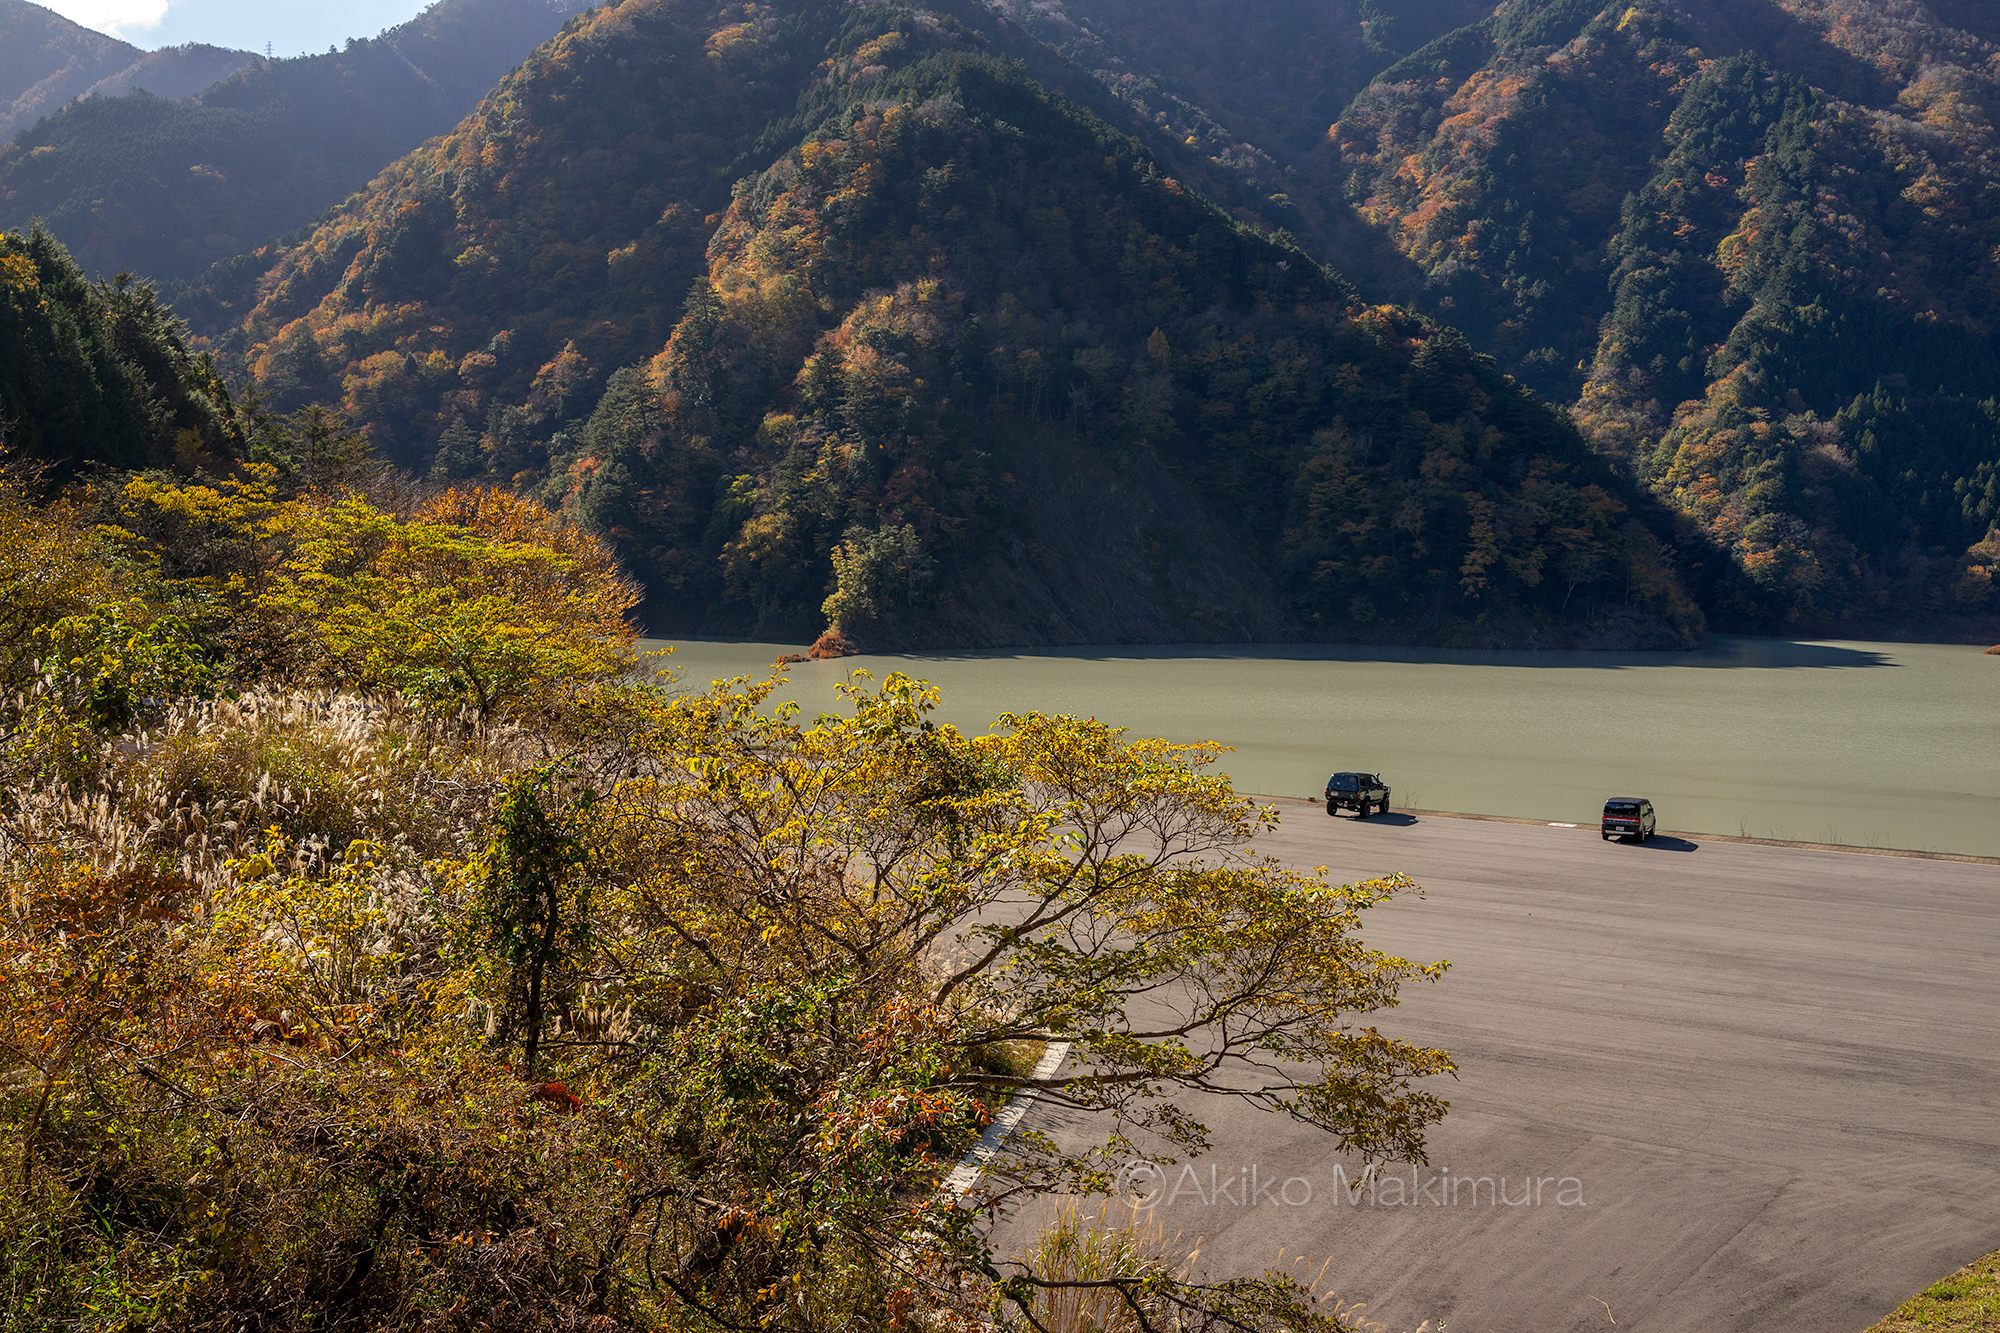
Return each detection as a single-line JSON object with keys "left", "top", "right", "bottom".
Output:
{"left": 453, "top": 671, "right": 1458, "bottom": 1330}
{"left": 0, "top": 458, "right": 119, "bottom": 693}
{"left": 260, "top": 488, "right": 642, "bottom": 715}
{"left": 3, "top": 670, "right": 1454, "bottom": 1331}
{"left": 103, "top": 472, "right": 642, "bottom": 717}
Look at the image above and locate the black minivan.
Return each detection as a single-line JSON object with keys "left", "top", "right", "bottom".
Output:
{"left": 1601, "top": 797, "right": 1657, "bottom": 842}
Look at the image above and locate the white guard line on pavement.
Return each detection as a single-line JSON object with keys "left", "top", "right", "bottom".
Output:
{"left": 944, "top": 1041, "right": 1072, "bottom": 1196}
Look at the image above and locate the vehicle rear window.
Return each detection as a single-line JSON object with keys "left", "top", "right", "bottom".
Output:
{"left": 1604, "top": 802, "right": 1639, "bottom": 813}
{"left": 1329, "top": 774, "right": 1359, "bottom": 789}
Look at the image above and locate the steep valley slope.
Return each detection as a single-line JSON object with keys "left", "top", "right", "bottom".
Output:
{"left": 170, "top": 0, "right": 1706, "bottom": 651}
{"left": 1314, "top": 0, "right": 2000, "bottom": 638}
{"left": 900, "top": 0, "right": 2000, "bottom": 641}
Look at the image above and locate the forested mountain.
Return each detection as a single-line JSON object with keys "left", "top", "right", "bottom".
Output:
{"left": 130, "top": 0, "right": 1999, "bottom": 645}
{"left": 1314, "top": 0, "right": 2000, "bottom": 634}
{"left": 177, "top": 0, "right": 1703, "bottom": 650}
{"left": 612, "top": 50, "right": 1703, "bottom": 649}
{"left": 0, "top": 1, "right": 254, "bottom": 142}
{"left": 0, "top": 0, "right": 593, "bottom": 283}
{"left": 902, "top": 0, "right": 2000, "bottom": 637}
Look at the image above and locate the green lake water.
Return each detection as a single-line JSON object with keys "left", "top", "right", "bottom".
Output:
{"left": 637, "top": 636, "right": 2000, "bottom": 858}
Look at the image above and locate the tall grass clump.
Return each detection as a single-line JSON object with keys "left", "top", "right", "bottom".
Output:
{"left": 1017, "top": 1202, "right": 1428, "bottom": 1333}
{"left": 1022, "top": 1201, "right": 1196, "bottom": 1332}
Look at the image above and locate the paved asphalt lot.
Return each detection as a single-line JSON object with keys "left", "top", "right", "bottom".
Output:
{"left": 993, "top": 807, "right": 2000, "bottom": 1333}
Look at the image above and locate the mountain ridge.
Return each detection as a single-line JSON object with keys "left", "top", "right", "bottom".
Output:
{"left": 162, "top": 0, "right": 1705, "bottom": 649}
{"left": 29, "top": 0, "right": 1982, "bottom": 647}
{"left": 0, "top": 0, "right": 592, "bottom": 282}
{"left": 0, "top": 0, "right": 258, "bottom": 142}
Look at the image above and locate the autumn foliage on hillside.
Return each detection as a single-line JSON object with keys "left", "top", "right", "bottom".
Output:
{"left": 586, "top": 43, "right": 1700, "bottom": 645}
{"left": 188, "top": 0, "right": 858, "bottom": 471}
{"left": 183, "top": 0, "right": 1702, "bottom": 648}
{"left": 1319, "top": 0, "right": 2000, "bottom": 634}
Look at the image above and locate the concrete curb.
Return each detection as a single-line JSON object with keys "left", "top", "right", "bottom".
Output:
{"left": 944, "top": 1040, "right": 1072, "bottom": 1196}
{"left": 1245, "top": 794, "right": 2000, "bottom": 867}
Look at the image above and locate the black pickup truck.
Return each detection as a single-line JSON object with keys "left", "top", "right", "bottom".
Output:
{"left": 1325, "top": 772, "right": 1391, "bottom": 818}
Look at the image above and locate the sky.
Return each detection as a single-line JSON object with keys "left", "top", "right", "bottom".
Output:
{"left": 40, "top": 0, "right": 434, "bottom": 55}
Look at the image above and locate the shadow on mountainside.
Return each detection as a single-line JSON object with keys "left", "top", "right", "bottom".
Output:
{"left": 1928, "top": 0, "right": 2000, "bottom": 45}
{"left": 1681, "top": 0, "right": 1898, "bottom": 107}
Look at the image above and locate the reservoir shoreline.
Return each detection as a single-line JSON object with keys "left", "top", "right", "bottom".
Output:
{"left": 642, "top": 635, "right": 2000, "bottom": 860}
{"left": 1250, "top": 795, "right": 2000, "bottom": 867}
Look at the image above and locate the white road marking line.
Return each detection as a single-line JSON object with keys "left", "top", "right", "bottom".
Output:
{"left": 944, "top": 1041, "right": 1072, "bottom": 1196}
